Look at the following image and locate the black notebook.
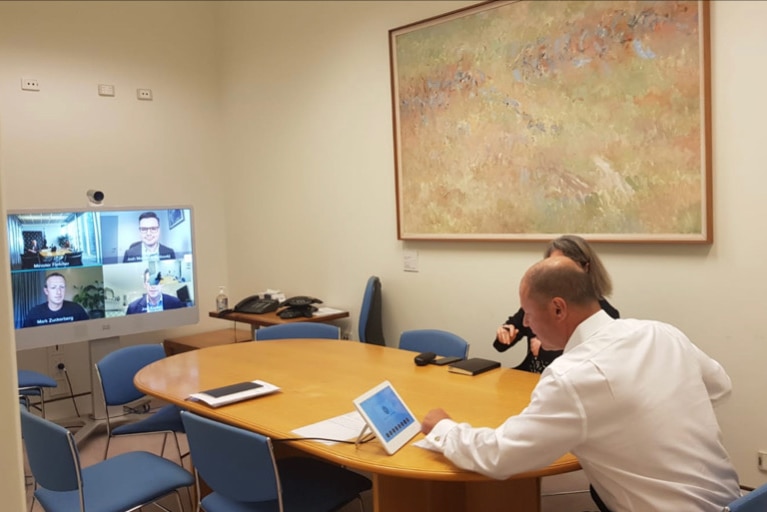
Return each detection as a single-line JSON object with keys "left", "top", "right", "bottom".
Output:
{"left": 448, "top": 358, "right": 501, "bottom": 376}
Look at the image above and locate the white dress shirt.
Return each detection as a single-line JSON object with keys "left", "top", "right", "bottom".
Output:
{"left": 425, "top": 310, "right": 740, "bottom": 512}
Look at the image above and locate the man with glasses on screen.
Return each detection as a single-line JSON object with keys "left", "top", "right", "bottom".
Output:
{"left": 126, "top": 269, "right": 186, "bottom": 315}
{"left": 123, "top": 212, "right": 176, "bottom": 263}
{"left": 24, "top": 273, "right": 89, "bottom": 327}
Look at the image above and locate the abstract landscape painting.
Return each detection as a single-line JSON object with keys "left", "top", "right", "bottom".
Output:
{"left": 390, "top": 0, "right": 710, "bottom": 242}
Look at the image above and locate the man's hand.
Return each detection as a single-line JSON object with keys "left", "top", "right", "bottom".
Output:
{"left": 421, "top": 408, "right": 451, "bottom": 435}
{"left": 496, "top": 324, "right": 519, "bottom": 345}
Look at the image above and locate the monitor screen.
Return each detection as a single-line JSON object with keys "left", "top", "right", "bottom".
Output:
{"left": 7, "top": 206, "right": 198, "bottom": 350}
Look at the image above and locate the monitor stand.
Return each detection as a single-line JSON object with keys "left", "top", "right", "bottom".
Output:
{"left": 58, "top": 336, "right": 121, "bottom": 445}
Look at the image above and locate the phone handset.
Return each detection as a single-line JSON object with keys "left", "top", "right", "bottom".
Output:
{"left": 280, "top": 296, "right": 322, "bottom": 308}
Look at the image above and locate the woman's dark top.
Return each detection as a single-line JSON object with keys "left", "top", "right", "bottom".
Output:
{"left": 492, "top": 299, "right": 619, "bottom": 373}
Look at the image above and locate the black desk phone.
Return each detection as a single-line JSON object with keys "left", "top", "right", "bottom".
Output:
{"left": 233, "top": 295, "right": 280, "bottom": 314}
{"left": 233, "top": 295, "right": 322, "bottom": 316}
{"left": 278, "top": 296, "right": 322, "bottom": 319}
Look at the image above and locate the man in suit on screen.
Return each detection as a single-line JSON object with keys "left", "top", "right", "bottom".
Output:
{"left": 126, "top": 269, "right": 186, "bottom": 315}
{"left": 123, "top": 211, "right": 175, "bottom": 263}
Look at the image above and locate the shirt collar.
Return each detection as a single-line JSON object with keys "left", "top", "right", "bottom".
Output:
{"left": 564, "top": 309, "right": 613, "bottom": 353}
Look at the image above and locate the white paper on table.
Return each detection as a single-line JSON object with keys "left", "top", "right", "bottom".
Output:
{"left": 292, "top": 411, "right": 366, "bottom": 445}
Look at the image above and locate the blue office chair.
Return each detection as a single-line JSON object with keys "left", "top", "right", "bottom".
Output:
{"left": 181, "top": 410, "right": 372, "bottom": 512}
{"left": 20, "top": 408, "right": 193, "bottom": 512}
{"left": 255, "top": 322, "right": 340, "bottom": 341}
{"left": 17, "top": 370, "right": 57, "bottom": 418}
{"left": 398, "top": 329, "right": 470, "bottom": 359}
{"left": 359, "top": 276, "right": 385, "bottom": 345}
{"left": 724, "top": 484, "right": 767, "bottom": 511}
{"left": 95, "top": 344, "right": 186, "bottom": 461}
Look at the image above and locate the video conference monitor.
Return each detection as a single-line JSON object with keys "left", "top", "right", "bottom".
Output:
{"left": 7, "top": 206, "right": 199, "bottom": 351}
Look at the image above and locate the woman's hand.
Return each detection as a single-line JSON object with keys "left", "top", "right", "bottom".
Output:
{"left": 496, "top": 324, "right": 519, "bottom": 345}
{"left": 530, "top": 337, "right": 542, "bottom": 357}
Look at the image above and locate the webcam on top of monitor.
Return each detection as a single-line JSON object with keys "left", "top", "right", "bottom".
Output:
{"left": 86, "top": 189, "right": 105, "bottom": 206}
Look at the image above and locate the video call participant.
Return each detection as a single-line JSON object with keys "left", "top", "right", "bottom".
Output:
{"left": 422, "top": 257, "right": 739, "bottom": 512}
{"left": 24, "top": 273, "right": 89, "bottom": 327}
{"left": 123, "top": 212, "right": 176, "bottom": 263}
{"left": 25, "top": 239, "right": 39, "bottom": 255}
{"left": 126, "top": 269, "right": 186, "bottom": 315}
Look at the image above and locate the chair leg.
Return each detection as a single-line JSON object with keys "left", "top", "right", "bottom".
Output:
{"left": 171, "top": 432, "right": 194, "bottom": 509}
{"left": 144, "top": 489, "right": 184, "bottom": 512}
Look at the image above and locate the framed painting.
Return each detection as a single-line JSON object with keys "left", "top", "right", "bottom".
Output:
{"left": 168, "top": 208, "right": 185, "bottom": 230}
{"left": 390, "top": 0, "right": 712, "bottom": 243}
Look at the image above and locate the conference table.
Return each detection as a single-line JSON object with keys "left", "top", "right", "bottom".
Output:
{"left": 134, "top": 339, "right": 580, "bottom": 512}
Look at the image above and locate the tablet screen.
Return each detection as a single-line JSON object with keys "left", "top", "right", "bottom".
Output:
{"left": 353, "top": 380, "right": 420, "bottom": 455}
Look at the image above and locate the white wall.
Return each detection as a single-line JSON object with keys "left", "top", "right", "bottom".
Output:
{"left": 2, "top": 0, "right": 767, "bottom": 494}
{"left": 0, "top": 1, "right": 230, "bottom": 396}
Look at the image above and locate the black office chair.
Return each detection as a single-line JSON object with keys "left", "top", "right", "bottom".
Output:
{"left": 65, "top": 251, "right": 83, "bottom": 266}
{"left": 359, "top": 276, "right": 385, "bottom": 345}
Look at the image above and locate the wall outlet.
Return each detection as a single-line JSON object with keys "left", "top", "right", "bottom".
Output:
{"left": 341, "top": 330, "right": 352, "bottom": 340}
{"left": 137, "top": 88, "right": 153, "bottom": 100}
{"left": 21, "top": 78, "right": 40, "bottom": 91}
{"left": 759, "top": 450, "right": 767, "bottom": 471}
{"left": 46, "top": 345, "right": 68, "bottom": 397}
{"left": 98, "top": 84, "right": 115, "bottom": 97}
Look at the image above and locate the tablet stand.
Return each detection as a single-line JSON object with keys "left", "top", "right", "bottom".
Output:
{"left": 354, "top": 423, "right": 376, "bottom": 449}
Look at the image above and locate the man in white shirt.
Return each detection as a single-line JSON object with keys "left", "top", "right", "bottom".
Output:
{"left": 421, "top": 256, "right": 740, "bottom": 512}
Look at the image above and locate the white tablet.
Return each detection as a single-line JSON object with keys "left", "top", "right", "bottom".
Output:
{"left": 352, "top": 380, "right": 420, "bottom": 455}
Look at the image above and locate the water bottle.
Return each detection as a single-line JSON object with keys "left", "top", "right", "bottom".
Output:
{"left": 215, "top": 286, "right": 229, "bottom": 312}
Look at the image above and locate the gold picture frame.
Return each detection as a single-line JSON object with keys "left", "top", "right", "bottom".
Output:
{"left": 390, "top": 0, "right": 711, "bottom": 243}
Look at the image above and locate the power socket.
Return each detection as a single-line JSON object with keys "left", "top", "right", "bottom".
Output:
{"left": 137, "top": 88, "right": 153, "bottom": 100}
{"left": 759, "top": 450, "right": 767, "bottom": 471}
{"left": 21, "top": 78, "right": 40, "bottom": 91}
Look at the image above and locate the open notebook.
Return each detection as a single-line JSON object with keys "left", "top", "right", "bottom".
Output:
{"left": 352, "top": 380, "right": 420, "bottom": 455}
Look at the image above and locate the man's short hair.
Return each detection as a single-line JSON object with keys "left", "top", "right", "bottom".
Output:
{"left": 526, "top": 259, "right": 597, "bottom": 306}
{"left": 45, "top": 272, "right": 66, "bottom": 286}
{"left": 138, "top": 211, "right": 160, "bottom": 224}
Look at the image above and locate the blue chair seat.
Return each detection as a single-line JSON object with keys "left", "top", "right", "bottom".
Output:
{"left": 21, "top": 409, "right": 193, "bottom": 512}
{"left": 254, "top": 322, "right": 340, "bottom": 341}
{"left": 112, "top": 404, "right": 184, "bottom": 436}
{"left": 18, "top": 370, "right": 58, "bottom": 417}
{"left": 96, "top": 344, "right": 186, "bottom": 461}
{"left": 398, "top": 329, "right": 470, "bottom": 359}
{"left": 201, "top": 457, "right": 371, "bottom": 512}
{"left": 18, "top": 370, "right": 57, "bottom": 394}
{"left": 181, "top": 410, "right": 371, "bottom": 512}
{"left": 35, "top": 451, "right": 193, "bottom": 512}
{"left": 725, "top": 484, "right": 767, "bottom": 511}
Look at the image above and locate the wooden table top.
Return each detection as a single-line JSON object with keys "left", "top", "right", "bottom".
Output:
{"left": 135, "top": 339, "right": 580, "bottom": 482}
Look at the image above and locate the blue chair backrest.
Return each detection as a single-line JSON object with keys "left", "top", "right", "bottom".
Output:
{"left": 255, "top": 322, "right": 340, "bottom": 341}
{"left": 181, "top": 411, "right": 281, "bottom": 504}
{"left": 399, "top": 329, "right": 469, "bottom": 359}
{"left": 96, "top": 344, "right": 166, "bottom": 405}
{"left": 725, "top": 485, "right": 767, "bottom": 512}
{"left": 359, "top": 276, "right": 385, "bottom": 345}
{"left": 20, "top": 409, "right": 81, "bottom": 492}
